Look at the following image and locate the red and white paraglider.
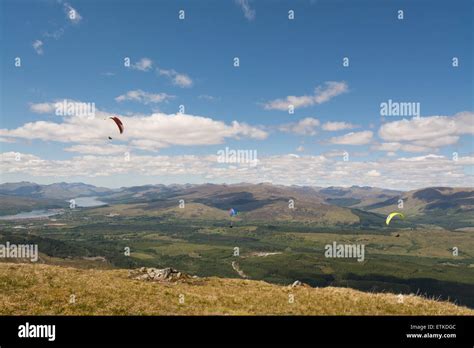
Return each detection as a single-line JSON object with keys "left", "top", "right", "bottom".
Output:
{"left": 108, "top": 116, "right": 124, "bottom": 140}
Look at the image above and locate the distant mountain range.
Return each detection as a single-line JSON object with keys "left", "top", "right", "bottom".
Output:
{"left": 0, "top": 182, "right": 472, "bottom": 228}
{"left": 0, "top": 181, "right": 111, "bottom": 200}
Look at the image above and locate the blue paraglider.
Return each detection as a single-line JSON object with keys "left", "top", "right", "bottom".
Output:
{"left": 229, "top": 208, "right": 237, "bottom": 227}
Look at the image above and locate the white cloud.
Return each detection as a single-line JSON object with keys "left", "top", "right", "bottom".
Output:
{"left": 0, "top": 109, "right": 268, "bottom": 151}
{"left": 32, "top": 40, "right": 44, "bottom": 55}
{"left": 398, "top": 143, "right": 433, "bottom": 153}
{"left": 0, "top": 137, "right": 16, "bottom": 143}
{"left": 371, "top": 142, "right": 431, "bottom": 153}
{"left": 279, "top": 117, "right": 320, "bottom": 135}
{"left": 158, "top": 68, "right": 193, "bottom": 88}
{"left": 2, "top": 152, "right": 472, "bottom": 190}
{"left": 64, "top": 144, "right": 129, "bottom": 155}
{"left": 372, "top": 142, "right": 402, "bottom": 152}
{"left": 413, "top": 135, "right": 460, "bottom": 147}
{"left": 64, "top": 3, "right": 82, "bottom": 24}
{"left": 235, "top": 0, "right": 256, "bottom": 21}
{"left": 263, "top": 81, "right": 348, "bottom": 111}
{"left": 128, "top": 58, "right": 193, "bottom": 87}
{"left": 29, "top": 102, "right": 55, "bottom": 114}
{"left": 377, "top": 112, "right": 473, "bottom": 153}
{"left": 328, "top": 131, "right": 373, "bottom": 145}
{"left": 131, "top": 58, "right": 153, "bottom": 71}
{"left": 296, "top": 146, "right": 305, "bottom": 152}
{"left": 115, "top": 90, "right": 175, "bottom": 104}
{"left": 367, "top": 170, "right": 381, "bottom": 177}
{"left": 321, "top": 150, "right": 346, "bottom": 158}
{"left": 379, "top": 112, "right": 473, "bottom": 142}
{"left": 322, "top": 121, "right": 358, "bottom": 131}
{"left": 28, "top": 99, "right": 97, "bottom": 118}
{"left": 398, "top": 154, "right": 445, "bottom": 162}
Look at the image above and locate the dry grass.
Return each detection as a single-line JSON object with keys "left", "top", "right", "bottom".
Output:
{"left": 0, "top": 262, "right": 472, "bottom": 315}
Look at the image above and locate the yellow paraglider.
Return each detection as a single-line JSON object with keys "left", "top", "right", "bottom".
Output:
{"left": 386, "top": 212, "right": 404, "bottom": 225}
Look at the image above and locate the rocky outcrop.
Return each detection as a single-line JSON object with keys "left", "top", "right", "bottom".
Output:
{"left": 289, "top": 280, "right": 310, "bottom": 288}
{"left": 128, "top": 267, "right": 191, "bottom": 282}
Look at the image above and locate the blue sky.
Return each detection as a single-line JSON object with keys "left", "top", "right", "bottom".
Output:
{"left": 0, "top": 0, "right": 472, "bottom": 189}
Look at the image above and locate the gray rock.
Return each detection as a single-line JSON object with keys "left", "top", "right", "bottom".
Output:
{"left": 129, "top": 267, "right": 192, "bottom": 282}
{"left": 291, "top": 280, "right": 302, "bottom": 288}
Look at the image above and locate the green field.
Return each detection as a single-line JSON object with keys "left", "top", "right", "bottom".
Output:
{"left": 1, "top": 202, "right": 473, "bottom": 308}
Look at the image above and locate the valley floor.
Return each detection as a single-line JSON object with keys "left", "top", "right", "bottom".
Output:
{"left": 0, "top": 263, "right": 472, "bottom": 315}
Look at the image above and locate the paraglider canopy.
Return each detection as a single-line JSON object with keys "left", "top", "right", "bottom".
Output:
{"left": 228, "top": 208, "right": 237, "bottom": 228}
{"left": 386, "top": 212, "right": 404, "bottom": 225}
{"left": 110, "top": 116, "right": 124, "bottom": 134}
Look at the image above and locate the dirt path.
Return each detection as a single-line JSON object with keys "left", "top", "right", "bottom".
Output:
{"left": 231, "top": 261, "right": 248, "bottom": 279}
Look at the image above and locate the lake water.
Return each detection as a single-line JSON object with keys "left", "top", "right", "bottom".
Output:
{"left": 73, "top": 196, "right": 107, "bottom": 207}
{"left": 0, "top": 197, "right": 107, "bottom": 220}
{"left": 0, "top": 209, "right": 64, "bottom": 220}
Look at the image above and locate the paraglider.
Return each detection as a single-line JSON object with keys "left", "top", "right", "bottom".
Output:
{"left": 386, "top": 212, "right": 404, "bottom": 226}
{"left": 108, "top": 116, "right": 124, "bottom": 140}
{"left": 229, "top": 208, "right": 237, "bottom": 228}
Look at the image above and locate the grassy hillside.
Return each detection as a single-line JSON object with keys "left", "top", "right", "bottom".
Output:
{"left": 365, "top": 187, "right": 474, "bottom": 216}
{"left": 0, "top": 263, "right": 472, "bottom": 315}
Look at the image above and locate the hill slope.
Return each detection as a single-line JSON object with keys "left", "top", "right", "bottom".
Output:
{"left": 364, "top": 187, "right": 474, "bottom": 215}
{"left": 0, "top": 181, "right": 111, "bottom": 200}
{"left": 0, "top": 263, "right": 471, "bottom": 315}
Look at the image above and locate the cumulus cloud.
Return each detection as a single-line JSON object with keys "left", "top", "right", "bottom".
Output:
{"left": 376, "top": 112, "right": 473, "bottom": 153}
{"left": 263, "top": 81, "right": 348, "bottom": 111}
{"left": 64, "top": 144, "right": 130, "bottom": 155}
{"left": 128, "top": 58, "right": 193, "bottom": 87}
{"left": 0, "top": 110, "right": 268, "bottom": 151}
{"left": 379, "top": 112, "right": 473, "bottom": 142}
{"left": 321, "top": 150, "right": 347, "bottom": 158}
{"left": 371, "top": 142, "right": 431, "bottom": 153}
{"left": 322, "top": 121, "right": 358, "bottom": 131}
{"left": 235, "top": 0, "right": 256, "bottom": 21}
{"left": 2, "top": 152, "right": 472, "bottom": 190}
{"left": 413, "top": 135, "right": 460, "bottom": 147}
{"left": 328, "top": 131, "right": 373, "bottom": 145}
{"left": 131, "top": 58, "right": 153, "bottom": 71}
{"left": 115, "top": 90, "right": 175, "bottom": 104}
{"left": 32, "top": 40, "right": 44, "bottom": 55}
{"left": 367, "top": 169, "right": 381, "bottom": 177}
{"left": 279, "top": 117, "right": 320, "bottom": 135}
{"left": 397, "top": 143, "right": 433, "bottom": 153}
{"left": 158, "top": 68, "right": 193, "bottom": 88}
